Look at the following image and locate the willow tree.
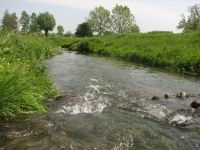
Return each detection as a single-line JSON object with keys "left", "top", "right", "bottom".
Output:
{"left": 37, "top": 12, "right": 56, "bottom": 37}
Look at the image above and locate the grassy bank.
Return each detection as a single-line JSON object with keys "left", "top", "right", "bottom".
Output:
{"left": 69, "top": 32, "right": 200, "bottom": 75}
{"left": 0, "top": 30, "right": 76, "bottom": 119}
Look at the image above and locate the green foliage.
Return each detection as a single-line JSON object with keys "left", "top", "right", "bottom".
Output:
{"left": 177, "top": 4, "right": 200, "bottom": 32}
{"left": 65, "top": 31, "right": 72, "bottom": 37}
{"left": 111, "top": 5, "right": 139, "bottom": 34}
{"left": 87, "top": 5, "right": 139, "bottom": 35}
{"left": 147, "top": 31, "right": 173, "bottom": 34}
{"left": 30, "top": 13, "right": 40, "bottom": 33}
{"left": 20, "top": 11, "right": 30, "bottom": 33}
{"left": 77, "top": 40, "right": 90, "bottom": 54}
{"left": 88, "top": 6, "right": 111, "bottom": 35}
{"left": 1, "top": 10, "right": 18, "bottom": 31}
{"left": 131, "top": 24, "right": 140, "bottom": 33}
{"left": 75, "top": 22, "right": 93, "bottom": 37}
{"left": 57, "top": 25, "right": 64, "bottom": 35}
{"left": 0, "top": 30, "right": 61, "bottom": 119}
{"left": 37, "top": 12, "right": 56, "bottom": 37}
{"left": 70, "top": 32, "right": 200, "bottom": 75}
{"left": 48, "top": 36, "right": 79, "bottom": 48}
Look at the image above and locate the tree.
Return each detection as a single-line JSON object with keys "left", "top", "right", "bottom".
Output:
{"left": 177, "top": 4, "right": 200, "bottom": 32}
{"left": 87, "top": 6, "right": 111, "bottom": 35}
{"left": 1, "top": 10, "right": 18, "bottom": 31}
{"left": 30, "top": 12, "right": 39, "bottom": 33}
{"left": 65, "top": 31, "right": 72, "bottom": 37}
{"left": 131, "top": 24, "right": 140, "bottom": 33}
{"left": 20, "top": 11, "right": 30, "bottom": 33}
{"left": 111, "top": 5, "right": 138, "bottom": 34}
{"left": 75, "top": 22, "right": 92, "bottom": 37}
{"left": 57, "top": 25, "right": 64, "bottom": 35}
{"left": 37, "top": 12, "right": 56, "bottom": 37}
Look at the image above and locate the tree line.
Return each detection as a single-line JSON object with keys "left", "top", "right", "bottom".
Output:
{"left": 1, "top": 10, "right": 66, "bottom": 37}
{"left": 75, "top": 3, "right": 200, "bottom": 37}
{"left": 1, "top": 3, "right": 200, "bottom": 37}
{"left": 75, "top": 4, "right": 140, "bottom": 37}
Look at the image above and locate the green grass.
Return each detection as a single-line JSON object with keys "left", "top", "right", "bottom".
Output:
{"left": 69, "top": 32, "right": 200, "bottom": 75}
{"left": 0, "top": 30, "right": 75, "bottom": 119}
{"left": 2, "top": 30, "right": 199, "bottom": 119}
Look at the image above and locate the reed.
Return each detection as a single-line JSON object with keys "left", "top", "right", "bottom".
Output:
{"left": 0, "top": 30, "right": 73, "bottom": 119}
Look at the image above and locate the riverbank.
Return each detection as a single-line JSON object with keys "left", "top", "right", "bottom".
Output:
{"left": 2, "top": 51, "right": 199, "bottom": 149}
{"left": 68, "top": 32, "right": 200, "bottom": 75}
{"left": 0, "top": 31, "right": 76, "bottom": 119}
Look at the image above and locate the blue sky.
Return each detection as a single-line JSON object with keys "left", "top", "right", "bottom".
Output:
{"left": 0, "top": 0, "right": 199, "bottom": 33}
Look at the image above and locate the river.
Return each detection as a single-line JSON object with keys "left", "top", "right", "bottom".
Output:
{"left": 0, "top": 52, "right": 200, "bottom": 150}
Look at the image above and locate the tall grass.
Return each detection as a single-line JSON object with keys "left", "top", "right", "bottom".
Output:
{"left": 69, "top": 32, "right": 200, "bottom": 75}
{"left": 0, "top": 30, "right": 73, "bottom": 119}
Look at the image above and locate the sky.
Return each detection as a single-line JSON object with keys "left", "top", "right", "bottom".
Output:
{"left": 0, "top": 0, "right": 199, "bottom": 33}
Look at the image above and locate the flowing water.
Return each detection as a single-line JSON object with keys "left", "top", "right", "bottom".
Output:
{"left": 0, "top": 52, "right": 200, "bottom": 150}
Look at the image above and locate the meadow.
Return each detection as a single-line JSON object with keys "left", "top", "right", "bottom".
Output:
{"left": 1, "top": 30, "right": 200, "bottom": 119}
{"left": 68, "top": 31, "right": 200, "bottom": 75}
{"left": 0, "top": 30, "right": 76, "bottom": 119}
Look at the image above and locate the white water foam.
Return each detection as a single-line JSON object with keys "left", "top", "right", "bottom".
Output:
{"left": 88, "top": 84, "right": 102, "bottom": 93}
{"left": 56, "top": 99, "right": 107, "bottom": 114}
{"left": 56, "top": 83, "right": 110, "bottom": 114}
{"left": 139, "top": 102, "right": 171, "bottom": 119}
{"left": 90, "top": 78, "right": 99, "bottom": 82}
{"left": 169, "top": 114, "right": 193, "bottom": 125}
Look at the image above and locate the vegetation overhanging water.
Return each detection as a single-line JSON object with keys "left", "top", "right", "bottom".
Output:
{"left": 0, "top": 30, "right": 77, "bottom": 119}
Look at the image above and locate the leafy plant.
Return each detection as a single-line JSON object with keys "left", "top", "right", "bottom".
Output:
{"left": 0, "top": 30, "right": 62, "bottom": 119}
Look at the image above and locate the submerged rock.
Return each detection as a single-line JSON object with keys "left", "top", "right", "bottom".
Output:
{"left": 190, "top": 98, "right": 200, "bottom": 114}
{"left": 164, "top": 94, "right": 169, "bottom": 99}
{"left": 151, "top": 96, "right": 160, "bottom": 100}
{"left": 176, "top": 91, "right": 190, "bottom": 99}
{"left": 55, "top": 93, "right": 79, "bottom": 101}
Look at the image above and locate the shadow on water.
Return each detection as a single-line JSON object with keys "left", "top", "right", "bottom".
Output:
{"left": 0, "top": 52, "right": 200, "bottom": 150}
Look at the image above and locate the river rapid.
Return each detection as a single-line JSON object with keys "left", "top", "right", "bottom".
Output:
{"left": 0, "top": 52, "right": 200, "bottom": 150}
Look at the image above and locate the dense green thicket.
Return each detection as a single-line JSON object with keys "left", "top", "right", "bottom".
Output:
{"left": 0, "top": 30, "right": 75, "bottom": 119}
{"left": 69, "top": 32, "right": 200, "bottom": 75}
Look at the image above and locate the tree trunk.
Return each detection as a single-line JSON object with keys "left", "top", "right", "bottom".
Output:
{"left": 45, "top": 30, "right": 48, "bottom": 37}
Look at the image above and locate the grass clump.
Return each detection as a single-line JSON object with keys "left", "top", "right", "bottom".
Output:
{"left": 69, "top": 32, "right": 200, "bottom": 75}
{"left": 0, "top": 30, "right": 64, "bottom": 119}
